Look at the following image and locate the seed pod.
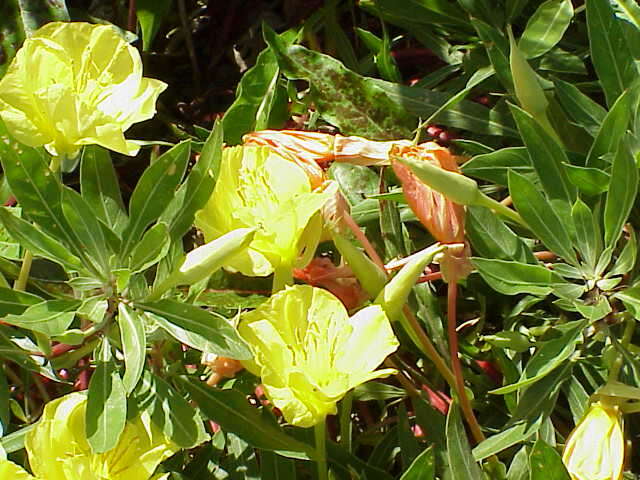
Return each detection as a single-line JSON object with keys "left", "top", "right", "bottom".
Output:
{"left": 147, "top": 228, "right": 255, "bottom": 301}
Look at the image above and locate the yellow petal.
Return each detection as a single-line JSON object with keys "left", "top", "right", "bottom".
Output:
{"left": 195, "top": 146, "right": 331, "bottom": 276}
{"left": 0, "top": 458, "right": 36, "bottom": 480}
{"left": 0, "top": 22, "right": 167, "bottom": 157}
{"left": 238, "top": 285, "right": 399, "bottom": 427}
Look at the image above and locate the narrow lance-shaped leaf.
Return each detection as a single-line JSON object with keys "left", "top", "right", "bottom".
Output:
{"left": 80, "top": 146, "right": 128, "bottom": 235}
{"left": 586, "top": 0, "right": 638, "bottom": 106}
{"left": 509, "top": 104, "right": 576, "bottom": 210}
{"left": 62, "top": 186, "right": 111, "bottom": 276}
{"left": 508, "top": 170, "right": 578, "bottom": 266}
{"left": 178, "top": 377, "right": 315, "bottom": 459}
{"left": 0, "top": 207, "right": 84, "bottom": 271}
{"left": 135, "top": 371, "right": 208, "bottom": 448}
{"left": 136, "top": 299, "right": 251, "bottom": 359}
{"left": 86, "top": 338, "right": 127, "bottom": 453}
{"left": 518, "top": 0, "right": 574, "bottom": 58}
{"left": 161, "top": 121, "right": 223, "bottom": 241}
{"left": 118, "top": 303, "right": 146, "bottom": 395}
{"left": 585, "top": 88, "right": 633, "bottom": 168}
{"left": 121, "top": 141, "right": 191, "bottom": 255}
{"left": 604, "top": 136, "right": 638, "bottom": 249}
{"left": 446, "top": 402, "right": 484, "bottom": 478}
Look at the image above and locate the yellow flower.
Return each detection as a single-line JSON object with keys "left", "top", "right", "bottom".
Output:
{"left": 195, "top": 146, "right": 332, "bottom": 278}
{"left": 238, "top": 284, "right": 399, "bottom": 427}
{"left": 0, "top": 392, "right": 178, "bottom": 479}
{"left": 562, "top": 401, "right": 624, "bottom": 480}
{"left": 0, "top": 22, "right": 167, "bottom": 157}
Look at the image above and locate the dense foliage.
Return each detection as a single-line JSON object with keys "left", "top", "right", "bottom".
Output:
{"left": 1, "top": 0, "right": 640, "bottom": 479}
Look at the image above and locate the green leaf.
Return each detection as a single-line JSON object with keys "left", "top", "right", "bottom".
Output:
{"left": 121, "top": 141, "right": 191, "bottom": 256}
{"left": 0, "top": 206, "right": 22, "bottom": 260}
{"left": 457, "top": 0, "right": 498, "bottom": 25}
{"left": 136, "top": 372, "right": 208, "bottom": 448}
{"left": 160, "top": 122, "right": 222, "bottom": 241}
{"left": 491, "top": 320, "right": 586, "bottom": 395}
{"left": 136, "top": 0, "right": 171, "bottom": 51}
{"left": 62, "top": 186, "right": 111, "bottom": 275}
{"left": 610, "top": 227, "right": 637, "bottom": 276}
{"left": 446, "top": 402, "right": 483, "bottom": 479}
{"left": 585, "top": 88, "right": 633, "bottom": 168}
{"left": 472, "top": 19, "right": 514, "bottom": 92}
{"left": 604, "top": 137, "right": 638, "bottom": 248}
{"left": 264, "top": 25, "right": 413, "bottom": 140}
{"left": 400, "top": 445, "right": 436, "bottom": 480}
{"left": 359, "top": 0, "right": 472, "bottom": 31}
{"left": 571, "top": 198, "right": 601, "bottom": 270}
{"left": 519, "top": 0, "right": 573, "bottom": 58}
{"left": 80, "top": 146, "right": 128, "bottom": 235}
{"left": 564, "top": 164, "right": 610, "bottom": 196}
{"left": 509, "top": 104, "right": 576, "bottom": 208}
{"left": 0, "top": 286, "right": 41, "bottom": 315}
{"left": 129, "top": 222, "right": 171, "bottom": 273}
{"left": 12, "top": 0, "right": 69, "bottom": 36}
{"left": 86, "top": 339, "right": 127, "bottom": 453}
{"left": 613, "top": 285, "right": 640, "bottom": 317}
{"left": 118, "top": 303, "right": 146, "bottom": 395}
{"left": 462, "top": 147, "right": 533, "bottom": 186}
{"left": 222, "top": 46, "right": 287, "bottom": 145}
{"left": 508, "top": 171, "right": 578, "bottom": 265}
{"left": 539, "top": 48, "right": 587, "bottom": 75}
{"left": 472, "top": 258, "right": 578, "bottom": 298}
{"left": 507, "top": 446, "right": 531, "bottom": 480}
{"left": 137, "top": 299, "right": 251, "bottom": 359}
{"left": 376, "top": 80, "right": 520, "bottom": 138}
{"left": 3, "top": 299, "right": 79, "bottom": 336}
{"left": 260, "top": 450, "right": 297, "bottom": 480}
{"left": 466, "top": 206, "right": 536, "bottom": 263}
{"left": 473, "top": 418, "right": 542, "bottom": 462}
{"left": 0, "top": 144, "right": 95, "bottom": 271}
{"left": 398, "top": 404, "right": 422, "bottom": 469}
{"left": 179, "top": 378, "right": 315, "bottom": 459}
{"left": 529, "top": 439, "right": 570, "bottom": 479}
{"left": 586, "top": 0, "right": 639, "bottom": 106}
{"left": 0, "top": 207, "right": 84, "bottom": 271}
{"left": 553, "top": 78, "right": 607, "bottom": 137}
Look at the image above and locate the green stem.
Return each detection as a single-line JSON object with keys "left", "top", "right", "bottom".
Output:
{"left": 272, "top": 263, "right": 293, "bottom": 293}
{"left": 477, "top": 192, "right": 527, "bottom": 229}
{"left": 339, "top": 391, "right": 353, "bottom": 452}
{"left": 14, "top": 250, "right": 33, "bottom": 291}
{"left": 314, "top": 420, "right": 328, "bottom": 480}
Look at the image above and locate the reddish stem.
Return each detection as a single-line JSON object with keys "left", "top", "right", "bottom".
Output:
{"left": 447, "top": 282, "right": 485, "bottom": 444}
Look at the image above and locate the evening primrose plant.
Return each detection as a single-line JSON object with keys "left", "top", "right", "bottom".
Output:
{"left": 7, "top": 0, "right": 640, "bottom": 479}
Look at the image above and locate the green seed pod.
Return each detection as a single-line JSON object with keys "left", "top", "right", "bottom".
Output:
{"left": 330, "top": 230, "right": 387, "bottom": 298}
{"left": 396, "top": 155, "right": 482, "bottom": 207}
{"left": 375, "top": 243, "right": 445, "bottom": 320}
{"left": 508, "top": 27, "right": 549, "bottom": 119}
{"left": 147, "top": 228, "right": 255, "bottom": 301}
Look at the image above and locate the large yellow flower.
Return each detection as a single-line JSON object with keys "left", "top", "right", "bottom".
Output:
{"left": 0, "top": 22, "right": 167, "bottom": 157}
{"left": 0, "top": 392, "right": 178, "bottom": 480}
{"left": 562, "top": 401, "right": 624, "bottom": 480}
{"left": 238, "top": 285, "right": 399, "bottom": 427}
{"left": 195, "top": 146, "right": 332, "bottom": 278}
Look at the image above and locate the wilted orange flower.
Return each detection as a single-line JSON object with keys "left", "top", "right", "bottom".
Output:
{"left": 243, "top": 130, "right": 411, "bottom": 188}
{"left": 391, "top": 142, "right": 465, "bottom": 244}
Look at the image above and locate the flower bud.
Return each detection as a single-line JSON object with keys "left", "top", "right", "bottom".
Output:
{"left": 562, "top": 401, "right": 624, "bottom": 480}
